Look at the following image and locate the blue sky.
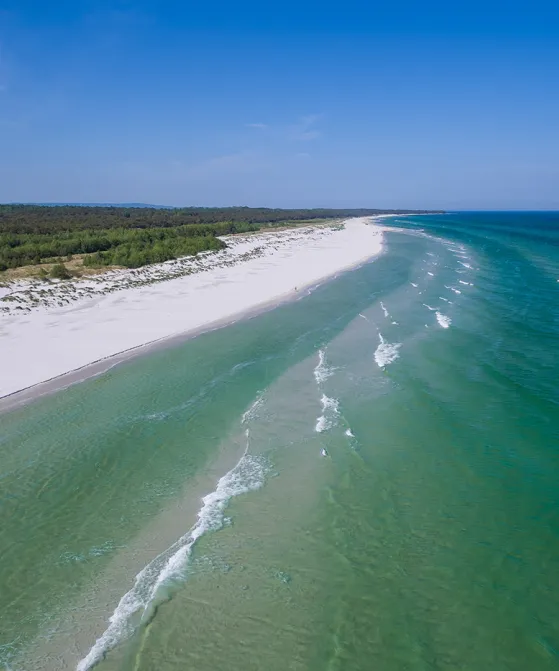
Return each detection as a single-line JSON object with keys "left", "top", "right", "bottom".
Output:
{"left": 0, "top": 0, "right": 558, "bottom": 209}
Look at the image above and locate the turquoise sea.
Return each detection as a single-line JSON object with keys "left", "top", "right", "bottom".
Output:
{"left": 1, "top": 212, "right": 559, "bottom": 670}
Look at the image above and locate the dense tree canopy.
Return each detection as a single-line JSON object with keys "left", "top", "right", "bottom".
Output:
{"left": 0, "top": 205, "right": 437, "bottom": 271}
{"left": 0, "top": 222, "right": 252, "bottom": 270}
{"left": 0, "top": 205, "right": 427, "bottom": 235}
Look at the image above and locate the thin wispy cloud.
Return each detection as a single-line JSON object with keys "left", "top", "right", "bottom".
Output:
{"left": 288, "top": 114, "right": 322, "bottom": 141}
{"left": 245, "top": 115, "right": 322, "bottom": 141}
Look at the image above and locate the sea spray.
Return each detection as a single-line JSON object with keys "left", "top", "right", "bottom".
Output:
{"left": 435, "top": 312, "right": 452, "bottom": 328}
{"left": 315, "top": 394, "right": 340, "bottom": 433}
{"left": 77, "top": 448, "right": 269, "bottom": 671}
{"left": 380, "top": 301, "right": 389, "bottom": 318}
{"left": 374, "top": 333, "right": 402, "bottom": 368}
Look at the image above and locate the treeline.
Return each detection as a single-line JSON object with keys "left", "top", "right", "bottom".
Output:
{"left": 0, "top": 222, "right": 256, "bottom": 270}
{"left": 0, "top": 205, "right": 423, "bottom": 235}
{"left": 0, "top": 204, "right": 440, "bottom": 272}
{"left": 83, "top": 234, "right": 225, "bottom": 268}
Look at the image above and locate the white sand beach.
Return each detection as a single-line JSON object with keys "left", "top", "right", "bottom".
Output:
{"left": 0, "top": 217, "right": 384, "bottom": 400}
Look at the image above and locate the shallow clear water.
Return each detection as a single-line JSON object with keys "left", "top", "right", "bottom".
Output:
{"left": 1, "top": 213, "right": 559, "bottom": 670}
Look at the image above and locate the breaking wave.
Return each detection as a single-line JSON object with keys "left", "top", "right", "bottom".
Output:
{"left": 436, "top": 312, "right": 452, "bottom": 328}
{"left": 315, "top": 394, "right": 340, "bottom": 433}
{"left": 314, "top": 349, "right": 335, "bottom": 384}
{"left": 374, "top": 333, "right": 401, "bottom": 368}
{"left": 241, "top": 394, "right": 265, "bottom": 424}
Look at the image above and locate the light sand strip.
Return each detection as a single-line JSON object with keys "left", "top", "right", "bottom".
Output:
{"left": 0, "top": 217, "right": 384, "bottom": 404}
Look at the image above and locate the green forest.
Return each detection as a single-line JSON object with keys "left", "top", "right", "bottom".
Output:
{"left": 0, "top": 205, "right": 428, "bottom": 272}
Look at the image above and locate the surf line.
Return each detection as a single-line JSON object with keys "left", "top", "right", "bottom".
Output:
{"left": 77, "top": 436, "right": 269, "bottom": 671}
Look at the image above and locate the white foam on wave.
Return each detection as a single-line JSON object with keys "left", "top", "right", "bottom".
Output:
{"left": 380, "top": 301, "right": 389, "bottom": 318}
{"left": 314, "top": 348, "right": 335, "bottom": 384}
{"left": 439, "top": 296, "right": 452, "bottom": 304}
{"left": 410, "top": 282, "right": 418, "bottom": 288}
{"left": 445, "top": 285, "right": 462, "bottom": 295}
{"left": 77, "top": 446, "right": 268, "bottom": 671}
{"left": 345, "top": 428, "right": 355, "bottom": 438}
{"left": 374, "top": 333, "right": 402, "bottom": 368}
{"left": 422, "top": 303, "right": 436, "bottom": 311}
{"left": 358, "top": 313, "right": 369, "bottom": 321}
{"left": 459, "top": 261, "right": 472, "bottom": 269}
{"left": 458, "top": 280, "right": 469, "bottom": 286}
{"left": 435, "top": 312, "right": 452, "bottom": 328}
{"left": 145, "top": 410, "right": 171, "bottom": 422}
{"left": 315, "top": 394, "right": 340, "bottom": 433}
{"left": 241, "top": 394, "right": 264, "bottom": 424}
{"left": 427, "top": 272, "right": 434, "bottom": 277}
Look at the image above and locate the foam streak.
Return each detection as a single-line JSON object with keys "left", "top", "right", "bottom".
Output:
{"left": 77, "top": 450, "right": 268, "bottom": 671}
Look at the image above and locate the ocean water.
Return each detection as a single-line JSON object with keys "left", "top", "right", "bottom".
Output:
{"left": 1, "top": 212, "right": 559, "bottom": 670}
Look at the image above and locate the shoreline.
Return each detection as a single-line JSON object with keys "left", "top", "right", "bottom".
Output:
{"left": 0, "top": 281, "right": 308, "bottom": 415}
{"left": 0, "top": 217, "right": 387, "bottom": 413}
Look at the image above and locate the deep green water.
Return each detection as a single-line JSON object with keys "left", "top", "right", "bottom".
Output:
{"left": 1, "top": 212, "right": 559, "bottom": 670}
